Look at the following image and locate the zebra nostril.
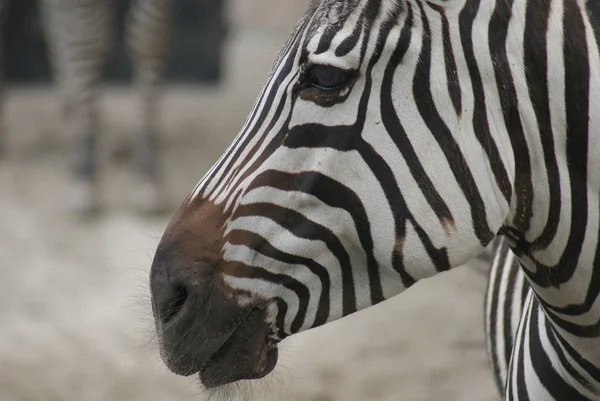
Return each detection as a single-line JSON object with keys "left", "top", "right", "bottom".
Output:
{"left": 159, "top": 283, "right": 189, "bottom": 324}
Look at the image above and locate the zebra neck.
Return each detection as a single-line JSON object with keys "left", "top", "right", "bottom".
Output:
{"left": 507, "top": 292, "right": 600, "bottom": 400}
{"left": 497, "top": 0, "right": 600, "bottom": 372}
{"left": 486, "top": 239, "right": 600, "bottom": 399}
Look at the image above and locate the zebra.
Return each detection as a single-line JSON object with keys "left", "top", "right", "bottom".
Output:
{"left": 148, "top": 0, "right": 600, "bottom": 399}
{"left": 0, "top": 0, "right": 174, "bottom": 214}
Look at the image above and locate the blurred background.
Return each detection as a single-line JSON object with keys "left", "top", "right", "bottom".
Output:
{"left": 0, "top": 1, "right": 498, "bottom": 400}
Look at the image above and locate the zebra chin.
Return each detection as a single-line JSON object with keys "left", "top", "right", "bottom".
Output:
{"left": 149, "top": 199, "right": 281, "bottom": 388}
{"left": 155, "top": 300, "right": 279, "bottom": 388}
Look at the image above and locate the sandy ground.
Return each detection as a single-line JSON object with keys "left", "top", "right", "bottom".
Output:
{"left": 0, "top": 30, "right": 501, "bottom": 399}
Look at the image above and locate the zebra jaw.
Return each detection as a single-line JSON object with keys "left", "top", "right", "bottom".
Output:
{"left": 195, "top": 307, "right": 280, "bottom": 388}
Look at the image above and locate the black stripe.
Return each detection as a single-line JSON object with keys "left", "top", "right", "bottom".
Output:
{"left": 274, "top": 298, "right": 288, "bottom": 340}
{"left": 502, "top": 251, "right": 521, "bottom": 388}
{"left": 520, "top": 267, "right": 529, "bottom": 311}
{"left": 586, "top": 0, "right": 600, "bottom": 49}
{"left": 487, "top": 245, "right": 508, "bottom": 395}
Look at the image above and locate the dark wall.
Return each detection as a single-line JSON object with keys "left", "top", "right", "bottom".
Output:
{"left": 2, "top": 0, "right": 226, "bottom": 83}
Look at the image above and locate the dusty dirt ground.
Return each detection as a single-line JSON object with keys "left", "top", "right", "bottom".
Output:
{"left": 0, "top": 81, "right": 500, "bottom": 400}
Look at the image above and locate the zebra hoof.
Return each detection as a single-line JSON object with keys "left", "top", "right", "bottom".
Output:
{"left": 130, "top": 178, "right": 169, "bottom": 216}
{"left": 67, "top": 179, "right": 103, "bottom": 217}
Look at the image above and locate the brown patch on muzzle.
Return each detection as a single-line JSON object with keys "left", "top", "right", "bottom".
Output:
{"left": 149, "top": 199, "right": 278, "bottom": 387}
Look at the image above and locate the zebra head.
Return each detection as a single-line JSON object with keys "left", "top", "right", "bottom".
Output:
{"left": 150, "top": 0, "right": 516, "bottom": 389}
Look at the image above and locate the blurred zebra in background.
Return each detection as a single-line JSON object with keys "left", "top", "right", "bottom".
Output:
{"left": 0, "top": 0, "right": 6, "bottom": 138}
{"left": 1, "top": 0, "right": 175, "bottom": 214}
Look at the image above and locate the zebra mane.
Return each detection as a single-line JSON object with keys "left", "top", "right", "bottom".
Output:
{"left": 307, "top": 0, "right": 405, "bottom": 34}
{"left": 310, "top": 0, "right": 365, "bottom": 26}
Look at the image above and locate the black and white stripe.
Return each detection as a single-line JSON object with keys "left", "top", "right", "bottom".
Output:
{"left": 167, "top": 0, "right": 600, "bottom": 398}
{"left": 485, "top": 237, "right": 529, "bottom": 398}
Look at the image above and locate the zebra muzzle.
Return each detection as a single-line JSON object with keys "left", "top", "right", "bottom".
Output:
{"left": 149, "top": 198, "right": 280, "bottom": 386}
{"left": 150, "top": 251, "right": 279, "bottom": 387}
{"left": 196, "top": 307, "right": 279, "bottom": 388}
{"left": 154, "top": 292, "right": 279, "bottom": 387}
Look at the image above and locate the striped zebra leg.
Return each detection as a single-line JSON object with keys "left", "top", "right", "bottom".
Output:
{"left": 125, "top": 0, "right": 174, "bottom": 214}
{"left": 484, "top": 237, "right": 530, "bottom": 399}
{"left": 40, "top": 0, "right": 114, "bottom": 215}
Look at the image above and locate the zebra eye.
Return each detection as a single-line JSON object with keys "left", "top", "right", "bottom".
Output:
{"left": 301, "top": 65, "right": 355, "bottom": 92}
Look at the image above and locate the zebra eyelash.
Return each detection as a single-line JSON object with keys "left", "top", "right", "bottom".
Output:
{"left": 297, "top": 64, "right": 358, "bottom": 93}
